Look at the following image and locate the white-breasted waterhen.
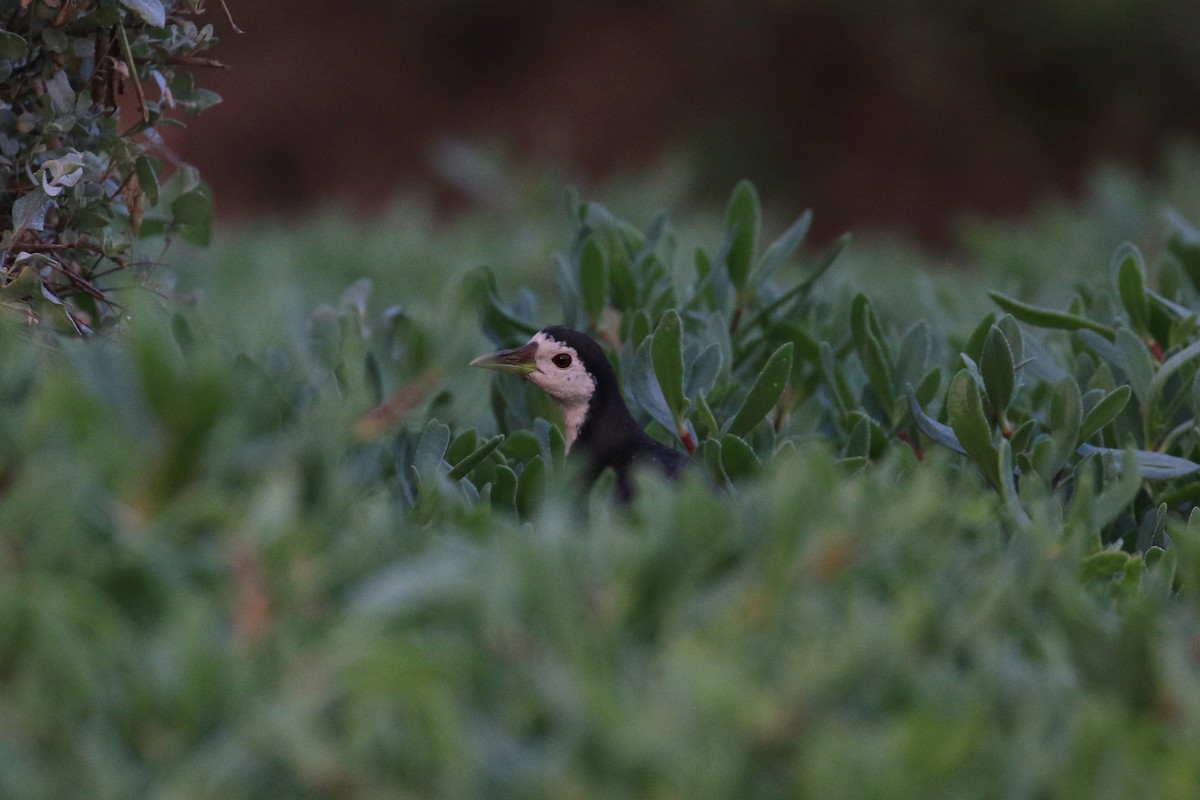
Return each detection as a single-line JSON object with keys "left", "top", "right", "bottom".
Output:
{"left": 471, "top": 326, "right": 689, "bottom": 499}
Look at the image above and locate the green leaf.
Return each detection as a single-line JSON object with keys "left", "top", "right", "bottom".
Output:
{"left": 446, "top": 429, "right": 479, "bottom": 465}
{"left": 685, "top": 342, "right": 723, "bottom": 400}
{"left": 170, "top": 312, "right": 194, "bottom": 354}
{"left": 515, "top": 456, "right": 546, "bottom": 518}
{"left": 997, "top": 440, "right": 1030, "bottom": 526}
{"left": 740, "top": 233, "right": 849, "bottom": 338}
{"left": 776, "top": 322, "right": 820, "bottom": 369}
{"left": 1144, "top": 546, "right": 1176, "bottom": 598}
{"left": 963, "top": 312, "right": 997, "bottom": 365}
{"left": 1147, "top": 338, "right": 1200, "bottom": 411}
{"left": 652, "top": 310, "right": 686, "bottom": 425}
{"left": 850, "top": 293, "right": 897, "bottom": 421}
{"left": 980, "top": 325, "right": 1015, "bottom": 414}
{"left": 691, "top": 392, "right": 720, "bottom": 440}
{"left": 1080, "top": 550, "right": 1135, "bottom": 581}
{"left": 491, "top": 465, "right": 518, "bottom": 510}
{"left": 1116, "top": 328, "right": 1154, "bottom": 410}
{"left": 135, "top": 156, "right": 159, "bottom": 206}
{"left": 726, "top": 342, "right": 793, "bottom": 438}
{"left": 547, "top": 425, "right": 566, "bottom": 471}
{"left": 44, "top": 70, "right": 74, "bottom": 116}
{"left": 119, "top": 0, "right": 166, "bottom": 27}
{"left": 752, "top": 209, "right": 811, "bottom": 288}
{"left": 914, "top": 366, "right": 942, "bottom": 408}
{"left": 719, "top": 433, "right": 761, "bottom": 479}
{"left": 175, "top": 87, "right": 222, "bottom": 114}
{"left": 171, "top": 186, "right": 214, "bottom": 245}
{"left": 447, "top": 434, "right": 505, "bottom": 481}
{"left": 947, "top": 369, "right": 1000, "bottom": 488}
{"left": 988, "top": 291, "right": 1116, "bottom": 341}
{"left": 693, "top": 245, "right": 728, "bottom": 311}
{"left": 798, "top": 231, "right": 850, "bottom": 295}
{"left": 626, "top": 308, "right": 652, "bottom": 348}
{"left": 414, "top": 420, "right": 451, "bottom": 473}
{"left": 843, "top": 414, "right": 870, "bottom": 459}
{"left": 907, "top": 385, "right": 966, "bottom": 455}
{"left": 819, "top": 341, "right": 854, "bottom": 418}
{"left": 722, "top": 180, "right": 760, "bottom": 290}
{"left": 10, "top": 189, "right": 53, "bottom": 234}
{"left": 1010, "top": 418, "right": 1036, "bottom": 454}
{"left": 702, "top": 438, "right": 729, "bottom": 488}
{"left": 1077, "top": 444, "right": 1200, "bottom": 480}
{"left": 843, "top": 412, "right": 881, "bottom": 460}
{"left": 501, "top": 430, "right": 541, "bottom": 461}
{"left": 629, "top": 337, "right": 678, "bottom": 436}
{"left": 1077, "top": 385, "right": 1132, "bottom": 444}
{"left": 363, "top": 352, "right": 382, "bottom": 405}
{"left": 1166, "top": 209, "right": 1200, "bottom": 292}
{"left": 896, "top": 320, "right": 932, "bottom": 388}
{"left": 583, "top": 209, "right": 633, "bottom": 309}
{"left": 1035, "top": 376, "right": 1081, "bottom": 479}
{"left": 1114, "top": 243, "right": 1150, "bottom": 335}
{"left": 579, "top": 236, "right": 607, "bottom": 324}
{"left": 996, "top": 314, "right": 1025, "bottom": 364}
{"left": 0, "top": 31, "right": 29, "bottom": 59}
{"left": 462, "top": 266, "right": 539, "bottom": 342}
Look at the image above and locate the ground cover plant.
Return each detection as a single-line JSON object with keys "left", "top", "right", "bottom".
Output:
{"left": 5, "top": 162, "right": 1200, "bottom": 797}
{"left": 1, "top": 0, "right": 225, "bottom": 332}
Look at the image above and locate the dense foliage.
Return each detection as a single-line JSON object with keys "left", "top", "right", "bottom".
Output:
{"left": 1, "top": 0, "right": 223, "bottom": 332}
{"left": 6, "top": 166, "right": 1200, "bottom": 797}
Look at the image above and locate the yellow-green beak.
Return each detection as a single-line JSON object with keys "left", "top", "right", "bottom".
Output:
{"left": 469, "top": 341, "right": 538, "bottom": 377}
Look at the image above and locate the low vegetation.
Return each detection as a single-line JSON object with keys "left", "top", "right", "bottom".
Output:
{"left": 5, "top": 160, "right": 1200, "bottom": 796}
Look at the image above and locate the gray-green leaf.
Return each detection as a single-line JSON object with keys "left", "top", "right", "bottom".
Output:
{"left": 579, "top": 236, "right": 607, "bottom": 324}
{"left": 1077, "top": 385, "right": 1132, "bottom": 445}
{"left": 980, "top": 324, "right": 1015, "bottom": 414}
{"left": 850, "top": 293, "right": 897, "bottom": 421}
{"left": 726, "top": 342, "right": 793, "bottom": 438}
{"left": 447, "top": 434, "right": 505, "bottom": 481}
{"left": 947, "top": 369, "right": 1000, "bottom": 488}
{"left": 989, "top": 291, "right": 1116, "bottom": 341}
{"left": 722, "top": 180, "right": 760, "bottom": 290}
{"left": 720, "top": 433, "right": 761, "bottom": 479}
{"left": 1114, "top": 243, "right": 1150, "bottom": 334}
{"left": 119, "top": 0, "right": 166, "bottom": 27}
{"left": 516, "top": 456, "right": 546, "bottom": 517}
{"left": 652, "top": 310, "right": 686, "bottom": 424}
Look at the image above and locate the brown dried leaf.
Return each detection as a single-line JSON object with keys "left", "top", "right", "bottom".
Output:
{"left": 354, "top": 373, "right": 440, "bottom": 440}
{"left": 122, "top": 171, "right": 143, "bottom": 235}
{"left": 230, "top": 540, "right": 272, "bottom": 647}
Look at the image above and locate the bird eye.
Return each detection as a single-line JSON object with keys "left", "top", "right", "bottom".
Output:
{"left": 552, "top": 353, "right": 573, "bottom": 369}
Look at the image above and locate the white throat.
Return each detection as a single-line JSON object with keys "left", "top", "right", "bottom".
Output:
{"left": 559, "top": 401, "right": 589, "bottom": 454}
{"left": 523, "top": 331, "right": 597, "bottom": 454}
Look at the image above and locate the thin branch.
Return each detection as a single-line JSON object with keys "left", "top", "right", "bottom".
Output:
{"left": 215, "top": 0, "right": 245, "bottom": 34}
{"left": 114, "top": 20, "right": 149, "bottom": 124}
{"left": 13, "top": 240, "right": 108, "bottom": 255}
{"left": 132, "top": 55, "right": 230, "bottom": 69}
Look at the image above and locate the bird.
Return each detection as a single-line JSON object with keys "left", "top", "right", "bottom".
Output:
{"left": 471, "top": 325, "right": 690, "bottom": 499}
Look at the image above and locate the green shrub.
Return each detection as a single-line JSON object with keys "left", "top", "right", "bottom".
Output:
{"left": 6, "top": 173, "right": 1200, "bottom": 796}
{"left": 0, "top": 0, "right": 224, "bottom": 332}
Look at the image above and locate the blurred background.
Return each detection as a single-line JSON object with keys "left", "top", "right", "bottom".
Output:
{"left": 166, "top": 0, "right": 1200, "bottom": 244}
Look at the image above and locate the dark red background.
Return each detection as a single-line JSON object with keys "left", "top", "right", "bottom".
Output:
{"left": 165, "top": 0, "right": 1200, "bottom": 241}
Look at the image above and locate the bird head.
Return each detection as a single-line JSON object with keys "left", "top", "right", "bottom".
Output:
{"left": 470, "top": 327, "right": 600, "bottom": 413}
{"left": 472, "top": 327, "right": 688, "bottom": 491}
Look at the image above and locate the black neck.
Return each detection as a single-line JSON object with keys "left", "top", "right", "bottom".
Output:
{"left": 574, "top": 371, "right": 648, "bottom": 478}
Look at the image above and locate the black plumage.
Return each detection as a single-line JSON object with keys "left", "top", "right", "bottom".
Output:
{"left": 471, "top": 325, "right": 689, "bottom": 499}
{"left": 542, "top": 326, "right": 689, "bottom": 495}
